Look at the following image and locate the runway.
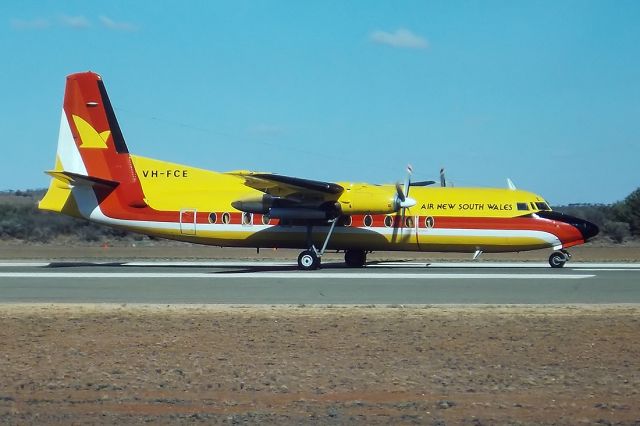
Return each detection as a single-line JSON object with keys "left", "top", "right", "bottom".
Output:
{"left": 0, "top": 261, "right": 639, "bottom": 304}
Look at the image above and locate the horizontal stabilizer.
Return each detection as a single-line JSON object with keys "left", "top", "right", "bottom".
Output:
{"left": 45, "top": 170, "right": 119, "bottom": 189}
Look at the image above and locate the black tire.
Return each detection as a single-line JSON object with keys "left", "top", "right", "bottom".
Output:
{"left": 298, "top": 250, "right": 320, "bottom": 270}
{"left": 549, "top": 252, "right": 566, "bottom": 268}
{"left": 344, "top": 250, "right": 367, "bottom": 268}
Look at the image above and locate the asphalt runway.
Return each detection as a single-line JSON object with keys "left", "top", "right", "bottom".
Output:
{"left": 0, "top": 261, "right": 639, "bottom": 305}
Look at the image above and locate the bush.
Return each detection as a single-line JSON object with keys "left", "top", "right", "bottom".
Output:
{"left": 611, "top": 188, "right": 640, "bottom": 237}
{"left": 0, "top": 197, "right": 136, "bottom": 243}
{"left": 602, "top": 221, "right": 631, "bottom": 243}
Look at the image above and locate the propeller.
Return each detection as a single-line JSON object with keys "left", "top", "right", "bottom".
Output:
{"left": 394, "top": 165, "right": 416, "bottom": 210}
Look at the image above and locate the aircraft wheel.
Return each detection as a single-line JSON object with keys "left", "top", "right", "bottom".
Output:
{"left": 345, "top": 249, "right": 367, "bottom": 268}
{"left": 298, "top": 250, "right": 320, "bottom": 270}
{"left": 549, "top": 251, "right": 567, "bottom": 268}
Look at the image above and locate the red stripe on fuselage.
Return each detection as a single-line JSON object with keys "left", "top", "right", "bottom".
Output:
{"left": 186, "top": 212, "right": 584, "bottom": 247}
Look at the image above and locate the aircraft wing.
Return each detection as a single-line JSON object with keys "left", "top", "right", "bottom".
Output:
{"left": 229, "top": 171, "right": 344, "bottom": 198}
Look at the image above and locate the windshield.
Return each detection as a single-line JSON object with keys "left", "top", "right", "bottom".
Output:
{"left": 535, "top": 202, "right": 551, "bottom": 211}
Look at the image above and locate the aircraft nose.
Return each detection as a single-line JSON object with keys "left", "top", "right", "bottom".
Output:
{"left": 560, "top": 214, "right": 599, "bottom": 241}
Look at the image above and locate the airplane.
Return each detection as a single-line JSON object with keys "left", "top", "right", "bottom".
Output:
{"left": 39, "top": 72, "right": 599, "bottom": 270}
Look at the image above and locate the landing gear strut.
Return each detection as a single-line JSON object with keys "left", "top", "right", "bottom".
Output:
{"left": 345, "top": 250, "right": 367, "bottom": 268}
{"left": 549, "top": 250, "right": 571, "bottom": 268}
{"left": 297, "top": 218, "right": 338, "bottom": 271}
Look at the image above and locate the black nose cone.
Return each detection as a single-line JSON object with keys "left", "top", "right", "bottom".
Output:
{"left": 577, "top": 219, "right": 599, "bottom": 241}
{"left": 536, "top": 211, "right": 599, "bottom": 241}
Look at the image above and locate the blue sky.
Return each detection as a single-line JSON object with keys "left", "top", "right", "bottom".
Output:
{"left": 2, "top": 1, "right": 639, "bottom": 204}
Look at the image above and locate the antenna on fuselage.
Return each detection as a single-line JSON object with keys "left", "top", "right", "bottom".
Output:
{"left": 507, "top": 178, "right": 517, "bottom": 190}
{"left": 440, "top": 168, "right": 446, "bottom": 187}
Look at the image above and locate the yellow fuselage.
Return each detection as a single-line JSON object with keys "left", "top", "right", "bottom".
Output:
{"left": 41, "top": 155, "right": 566, "bottom": 253}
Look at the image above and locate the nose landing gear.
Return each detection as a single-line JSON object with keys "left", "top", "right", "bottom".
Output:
{"left": 297, "top": 250, "right": 320, "bottom": 270}
{"left": 549, "top": 250, "right": 571, "bottom": 268}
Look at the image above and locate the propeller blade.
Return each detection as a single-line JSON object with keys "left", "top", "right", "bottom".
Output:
{"left": 410, "top": 180, "right": 436, "bottom": 187}
{"left": 403, "top": 164, "right": 412, "bottom": 197}
{"left": 395, "top": 182, "right": 405, "bottom": 202}
{"left": 394, "top": 165, "right": 416, "bottom": 211}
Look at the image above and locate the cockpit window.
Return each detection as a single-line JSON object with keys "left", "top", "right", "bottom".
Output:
{"left": 517, "top": 203, "right": 529, "bottom": 211}
{"left": 535, "top": 202, "right": 551, "bottom": 211}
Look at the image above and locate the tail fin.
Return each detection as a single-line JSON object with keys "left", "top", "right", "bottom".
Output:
{"left": 40, "top": 72, "right": 146, "bottom": 214}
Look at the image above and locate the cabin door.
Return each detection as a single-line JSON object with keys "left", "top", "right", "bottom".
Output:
{"left": 179, "top": 208, "right": 197, "bottom": 235}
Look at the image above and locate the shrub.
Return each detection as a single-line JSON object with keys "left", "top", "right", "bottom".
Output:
{"left": 602, "top": 221, "right": 631, "bottom": 243}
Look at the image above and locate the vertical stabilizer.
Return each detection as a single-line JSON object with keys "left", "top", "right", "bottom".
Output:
{"left": 40, "top": 72, "right": 147, "bottom": 214}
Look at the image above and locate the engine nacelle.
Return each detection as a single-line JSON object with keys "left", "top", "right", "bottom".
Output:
{"left": 268, "top": 208, "right": 331, "bottom": 220}
{"left": 337, "top": 187, "right": 397, "bottom": 214}
{"left": 232, "top": 196, "right": 338, "bottom": 219}
{"left": 231, "top": 195, "right": 274, "bottom": 214}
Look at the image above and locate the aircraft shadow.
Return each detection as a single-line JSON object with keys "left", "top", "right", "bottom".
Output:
{"left": 42, "top": 260, "right": 542, "bottom": 272}
{"left": 43, "top": 260, "right": 350, "bottom": 273}
{"left": 212, "top": 262, "right": 350, "bottom": 274}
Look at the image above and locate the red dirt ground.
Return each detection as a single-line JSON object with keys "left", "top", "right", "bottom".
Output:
{"left": 1, "top": 305, "right": 639, "bottom": 425}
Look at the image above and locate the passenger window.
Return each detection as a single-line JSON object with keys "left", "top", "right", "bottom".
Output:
{"left": 222, "top": 212, "right": 231, "bottom": 224}
{"left": 363, "top": 215, "right": 373, "bottom": 227}
{"left": 242, "top": 212, "right": 252, "bottom": 225}
{"left": 208, "top": 212, "right": 217, "bottom": 224}
{"left": 384, "top": 215, "right": 393, "bottom": 227}
{"left": 425, "top": 216, "right": 435, "bottom": 228}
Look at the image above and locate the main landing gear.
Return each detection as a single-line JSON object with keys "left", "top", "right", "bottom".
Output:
{"left": 297, "top": 219, "right": 339, "bottom": 271}
{"left": 549, "top": 249, "right": 572, "bottom": 268}
{"left": 296, "top": 220, "right": 369, "bottom": 270}
{"left": 344, "top": 249, "right": 367, "bottom": 268}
